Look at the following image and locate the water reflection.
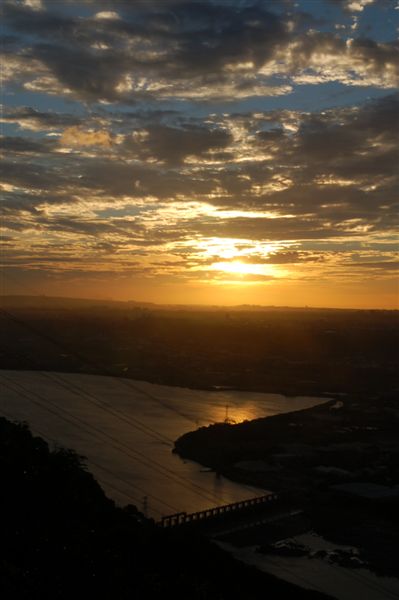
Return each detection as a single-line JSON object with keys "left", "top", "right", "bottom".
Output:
{"left": 0, "top": 370, "right": 327, "bottom": 518}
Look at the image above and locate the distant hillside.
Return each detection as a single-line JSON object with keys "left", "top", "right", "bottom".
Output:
{"left": 1, "top": 299, "right": 397, "bottom": 396}
{"left": 2, "top": 294, "right": 396, "bottom": 313}
{"left": 0, "top": 295, "right": 156, "bottom": 310}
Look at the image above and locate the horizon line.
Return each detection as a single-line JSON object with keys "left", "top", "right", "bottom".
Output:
{"left": 1, "top": 293, "right": 398, "bottom": 312}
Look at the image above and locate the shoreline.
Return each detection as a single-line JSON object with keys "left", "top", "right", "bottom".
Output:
{"left": 173, "top": 393, "right": 399, "bottom": 580}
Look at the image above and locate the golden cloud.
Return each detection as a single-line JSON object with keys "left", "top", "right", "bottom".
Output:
{"left": 60, "top": 126, "right": 113, "bottom": 148}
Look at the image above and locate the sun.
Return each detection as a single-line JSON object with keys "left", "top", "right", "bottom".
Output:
{"left": 211, "top": 261, "right": 266, "bottom": 277}
{"left": 208, "top": 260, "right": 286, "bottom": 283}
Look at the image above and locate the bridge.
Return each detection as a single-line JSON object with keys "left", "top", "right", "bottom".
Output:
{"left": 158, "top": 493, "right": 279, "bottom": 528}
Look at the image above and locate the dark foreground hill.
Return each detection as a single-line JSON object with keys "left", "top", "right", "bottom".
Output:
{"left": 0, "top": 417, "right": 331, "bottom": 600}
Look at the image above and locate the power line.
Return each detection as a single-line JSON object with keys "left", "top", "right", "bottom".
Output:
{"left": 0, "top": 327, "right": 175, "bottom": 448}
{"left": 41, "top": 370, "right": 174, "bottom": 446}
{"left": 0, "top": 374, "right": 222, "bottom": 506}
{"left": 0, "top": 306, "right": 203, "bottom": 427}
{"left": 0, "top": 304, "right": 237, "bottom": 504}
{"left": 0, "top": 326, "right": 233, "bottom": 507}
{"left": 0, "top": 304, "right": 263, "bottom": 496}
{"left": 0, "top": 406, "right": 150, "bottom": 512}
{"left": 1, "top": 272, "right": 207, "bottom": 426}
{"left": 0, "top": 373, "right": 229, "bottom": 506}
{"left": 0, "top": 286, "right": 262, "bottom": 498}
{"left": 3, "top": 394, "right": 398, "bottom": 597}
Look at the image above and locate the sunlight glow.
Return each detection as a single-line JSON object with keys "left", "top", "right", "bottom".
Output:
{"left": 211, "top": 261, "right": 262, "bottom": 275}
{"left": 190, "top": 237, "right": 285, "bottom": 260}
{"left": 210, "top": 261, "right": 280, "bottom": 279}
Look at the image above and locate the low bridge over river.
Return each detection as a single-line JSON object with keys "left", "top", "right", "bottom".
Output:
{"left": 158, "top": 493, "right": 279, "bottom": 528}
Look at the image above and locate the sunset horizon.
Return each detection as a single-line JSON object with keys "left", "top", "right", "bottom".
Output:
{"left": 1, "top": 0, "right": 398, "bottom": 309}
{"left": 2, "top": 291, "right": 398, "bottom": 311}
{"left": 1, "top": 3, "right": 398, "bottom": 596}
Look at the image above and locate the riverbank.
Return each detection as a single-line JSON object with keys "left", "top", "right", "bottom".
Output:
{"left": 0, "top": 369, "right": 326, "bottom": 515}
{"left": 0, "top": 416, "right": 333, "bottom": 599}
{"left": 174, "top": 393, "right": 399, "bottom": 579}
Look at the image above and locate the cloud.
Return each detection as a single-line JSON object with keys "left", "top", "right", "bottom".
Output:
{"left": 123, "top": 124, "right": 232, "bottom": 165}
{"left": 286, "top": 32, "right": 399, "bottom": 88}
{"left": 2, "top": 94, "right": 397, "bottom": 240}
{"left": 1, "top": 2, "right": 397, "bottom": 305}
{"left": 1, "top": 0, "right": 397, "bottom": 297}
{"left": 60, "top": 126, "right": 113, "bottom": 147}
{"left": 329, "top": 0, "right": 375, "bottom": 12}
{"left": 0, "top": 135, "right": 55, "bottom": 154}
{"left": 0, "top": 105, "right": 82, "bottom": 130}
{"left": 94, "top": 11, "right": 120, "bottom": 21}
{"left": 347, "top": 261, "right": 399, "bottom": 270}
{"left": 2, "top": 0, "right": 396, "bottom": 105}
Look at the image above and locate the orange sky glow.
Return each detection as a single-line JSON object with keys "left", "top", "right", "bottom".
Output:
{"left": 1, "top": 0, "right": 398, "bottom": 309}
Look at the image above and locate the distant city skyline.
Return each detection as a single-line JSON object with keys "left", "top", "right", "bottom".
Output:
{"left": 1, "top": 0, "right": 398, "bottom": 308}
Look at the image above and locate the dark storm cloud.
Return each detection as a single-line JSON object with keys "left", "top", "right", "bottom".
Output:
{"left": 124, "top": 124, "right": 233, "bottom": 164}
{"left": 286, "top": 30, "right": 399, "bottom": 86}
{"left": 1, "top": 218, "right": 35, "bottom": 231}
{"left": 1, "top": 147, "right": 218, "bottom": 201}
{"left": 1, "top": 189, "right": 79, "bottom": 214}
{"left": 350, "top": 36, "right": 399, "bottom": 77}
{"left": 226, "top": 94, "right": 398, "bottom": 212}
{"left": 199, "top": 94, "right": 398, "bottom": 227}
{"left": 290, "top": 94, "right": 399, "bottom": 181}
{"left": 0, "top": 33, "right": 20, "bottom": 47}
{"left": 256, "top": 129, "right": 285, "bottom": 144}
{"left": 2, "top": 0, "right": 398, "bottom": 103}
{"left": 148, "top": 1, "right": 288, "bottom": 75}
{"left": 31, "top": 43, "right": 132, "bottom": 102}
{"left": 297, "top": 93, "right": 399, "bottom": 154}
{"left": 0, "top": 161, "right": 61, "bottom": 192}
{"left": 2, "top": 0, "right": 289, "bottom": 102}
{"left": 0, "top": 136, "right": 56, "bottom": 154}
{"left": 0, "top": 235, "right": 15, "bottom": 246}
{"left": 33, "top": 215, "right": 132, "bottom": 236}
{"left": 1, "top": 106, "right": 82, "bottom": 130}
{"left": 2, "top": 2, "right": 75, "bottom": 36}
{"left": 194, "top": 215, "right": 358, "bottom": 241}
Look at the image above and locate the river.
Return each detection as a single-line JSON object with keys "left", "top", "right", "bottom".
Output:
{"left": 0, "top": 369, "right": 326, "bottom": 519}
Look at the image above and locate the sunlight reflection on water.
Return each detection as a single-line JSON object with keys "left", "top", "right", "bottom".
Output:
{"left": 0, "top": 370, "right": 327, "bottom": 518}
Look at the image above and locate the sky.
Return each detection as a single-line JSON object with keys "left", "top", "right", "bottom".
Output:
{"left": 1, "top": 0, "right": 398, "bottom": 308}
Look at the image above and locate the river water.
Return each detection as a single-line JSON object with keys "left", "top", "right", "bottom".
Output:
{"left": 2, "top": 370, "right": 399, "bottom": 599}
{"left": 0, "top": 369, "right": 326, "bottom": 519}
